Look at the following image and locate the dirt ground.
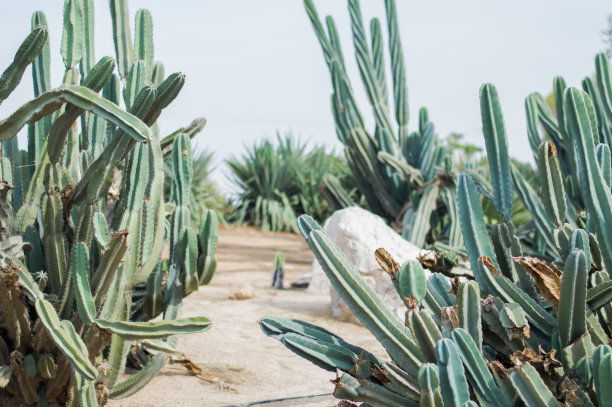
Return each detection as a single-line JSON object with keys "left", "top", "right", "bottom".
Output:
{"left": 108, "top": 226, "right": 384, "bottom": 407}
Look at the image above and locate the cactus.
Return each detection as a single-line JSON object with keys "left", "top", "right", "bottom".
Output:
{"left": 272, "top": 251, "right": 285, "bottom": 289}
{"left": 304, "top": 0, "right": 467, "bottom": 249}
{"left": 0, "top": 1, "right": 218, "bottom": 405}
{"left": 261, "top": 50, "right": 612, "bottom": 406}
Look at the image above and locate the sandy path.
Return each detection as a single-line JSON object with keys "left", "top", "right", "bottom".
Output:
{"left": 108, "top": 226, "right": 384, "bottom": 407}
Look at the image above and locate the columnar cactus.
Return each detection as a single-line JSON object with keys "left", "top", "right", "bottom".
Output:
{"left": 304, "top": 0, "right": 480, "bottom": 249}
{"left": 261, "top": 51, "right": 612, "bottom": 406}
{"left": 0, "top": 1, "right": 218, "bottom": 405}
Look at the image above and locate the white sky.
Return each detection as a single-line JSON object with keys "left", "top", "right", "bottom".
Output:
{"left": 1, "top": 0, "right": 611, "bottom": 193}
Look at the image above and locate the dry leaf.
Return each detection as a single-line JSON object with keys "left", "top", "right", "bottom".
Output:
{"left": 479, "top": 256, "right": 500, "bottom": 277}
{"left": 374, "top": 248, "right": 399, "bottom": 278}
{"left": 513, "top": 256, "right": 562, "bottom": 309}
{"left": 441, "top": 306, "right": 459, "bottom": 329}
{"left": 448, "top": 277, "right": 461, "bottom": 296}
{"left": 488, "top": 360, "right": 510, "bottom": 379}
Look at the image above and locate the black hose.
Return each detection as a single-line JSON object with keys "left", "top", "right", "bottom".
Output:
{"left": 222, "top": 392, "right": 333, "bottom": 407}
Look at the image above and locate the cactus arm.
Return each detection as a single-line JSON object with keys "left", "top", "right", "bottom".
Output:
{"left": 418, "top": 363, "right": 444, "bottom": 407}
{"left": 93, "top": 211, "right": 111, "bottom": 250}
{"left": 95, "top": 316, "right": 210, "bottom": 340}
{"left": 108, "top": 353, "right": 166, "bottom": 399}
{"left": 440, "top": 187, "right": 464, "bottom": 248}
{"left": 384, "top": 0, "right": 408, "bottom": 136}
{"left": 407, "top": 309, "right": 442, "bottom": 363}
{"left": 278, "top": 332, "right": 373, "bottom": 374}
{"left": 47, "top": 57, "right": 116, "bottom": 163}
{"left": 71, "top": 242, "right": 96, "bottom": 326}
{"left": 91, "top": 232, "right": 128, "bottom": 310}
{"left": 558, "top": 249, "right": 588, "bottom": 348}
{"left": 41, "top": 187, "right": 67, "bottom": 296}
{"left": 538, "top": 142, "right": 567, "bottom": 227}
{"left": 435, "top": 338, "right": 470, "bottom": 407}
{"left": 197, "top": 209, "right": 218, "bottom": 285}
{"left": 565, "top": 87, "right": 612, "bottom": 276}
{"left": 142, "top": 264, "right": 163, "bottom": 320}
{"left": 134, "top": 9, "right": 154, "bottom": 79}
{"left": 369, "top": 18, "right": 388, "bottom": 109}
{"left": 480, "top": 83, "right": 513, "bottom": 221}
{"left": 74, "top": 369, "right": 98, "bottom": 407}
{"left": 596, "top": 144, "right": 612, "bottom": 188}
{"left": 348, "top": 0, "right": 396, "bottom": 153}
{"left": 298, "top": 215, "right": 424, "bottom": 376}
{"left": 34, "top": 298, "right": 97, "bottom": 379}
{"left": 456, "top": 173, "right": 501, "bottom": 297}
{"left": 509, "top": 363, "right": 559, "bottom": 407}
{"left": 123, "top": 60, "right": 146, "bottom": 109}
{"left": 592, "top": 345, "right": 612, "bottom": 407}
{"left": 451, "top": 328, "right": 511, "bottom": 407}
{"left": 0, "top": 85, "right": 151, "bottom": 143}
{"left": 79, "top": 0, "right": 95, "bottom": 76}
{"left": 0, "top": 25, "right": 47, "bottom": 104}
{"left": 179, "top": 228, "right": 200, "bottom": 294}
{"left": 303, "top": 0, "right": 337, "bottom": 69}
{"left": 398, "top": 261, "right": 427, "bottom": 305}
{"left": 407, "top": 184, "right": 439, "bottom": 247}
{"left": 457, "top": 281, "right": 482, "bottom": 351}
{"left": 587, "top": 280, "right": 612, "bottom": 311}
{"left": 583, "top": 77, "right": 612, "bottom": 147}
{"left": 60, "top": 0, "right": 84, "bottom": 70}
{"left": 31, "top": 11, "right": 51, "bottom": 98}
{"left": 595, "top": 53, "right": 612, "bottom": 126}
{"left": 510, "top": 166, "right": 558, "bottom": 255}
{"left": 109, "top": 0, "right": 134, "bottom": 81}
{"left": 525, "top": 95, "right": 543, "bottom": 159}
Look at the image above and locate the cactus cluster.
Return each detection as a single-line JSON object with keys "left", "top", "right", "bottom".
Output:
{"left": 0, "top": 0, "right": 218, "bottom": 405}
{"left": 304, "top": 0, "right": 485, "bottom": 249}
{"left": 261, "top": 47, "right": 612, "bottom": 407}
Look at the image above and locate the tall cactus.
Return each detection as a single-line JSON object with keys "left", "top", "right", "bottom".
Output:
{"left": 304, "top": 0, "right": 463, "bottom": 249}
{"left": 0, "top": 1, "right": 218, "bottom": 405}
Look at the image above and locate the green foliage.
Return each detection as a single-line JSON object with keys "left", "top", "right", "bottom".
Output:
{"left": 261, "top": 51, "right": 612, "bottom": 406}
{"left": 0, "top": 1, "right": 218, "bottom": 405}
{"left": 227, "top": 133, "right": 351, "bottom": 232}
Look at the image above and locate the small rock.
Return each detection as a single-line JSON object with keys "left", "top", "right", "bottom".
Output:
{"left": 229, "top": 284, "right": 255, "bottom": 300}
{"left": 290, "top": 274, "right": 312, "bottom": 288}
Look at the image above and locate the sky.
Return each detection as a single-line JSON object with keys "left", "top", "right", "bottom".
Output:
{"left": 1, "top": 0, "right": 611, "bottom": 194}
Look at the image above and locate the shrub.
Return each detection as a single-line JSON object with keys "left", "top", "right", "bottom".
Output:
{"left": 227, "top": 133, "right": 351, "bottom": 232}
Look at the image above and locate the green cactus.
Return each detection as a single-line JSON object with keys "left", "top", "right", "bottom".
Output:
{"left": 0, "top": 1, "right": 218, "bottom": 405}
{"left": 304, "top": 0, "right": 466, "bottom": 249}
{"left": 261, "top": 44, "right": 612, "bottom": 406}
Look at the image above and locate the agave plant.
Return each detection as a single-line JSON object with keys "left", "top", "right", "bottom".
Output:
{"left": 227, "top": 133, "right": 349, "bottom": 232}
{"left": 0, "top": 0, "right": 218, "bottom": 405}
{"left": 261, "top": 53, "right": 612, "bottom": 406}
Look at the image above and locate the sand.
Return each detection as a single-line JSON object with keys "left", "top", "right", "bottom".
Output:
{"left": 108, "top": 226, "right": 384, "bottom": 407}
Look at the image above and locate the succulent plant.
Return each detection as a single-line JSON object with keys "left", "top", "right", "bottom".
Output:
{"left": 0, "top": 0, "right": 218, "bottom": 405}
{"left": 227, "top": 133, "right": 349, "bottom": 232}
{"left": 271, "top": 251, "right": 285, "bottom": 289}
{"left": 261, "top": 51, "right": 612, "bottom": 406}
{"left": 304, "top": 0, "right": 487, "bottom": 249}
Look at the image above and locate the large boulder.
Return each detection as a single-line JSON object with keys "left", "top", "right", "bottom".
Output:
{"left": 307, "top": 207, "right": 424, "bottom": 324}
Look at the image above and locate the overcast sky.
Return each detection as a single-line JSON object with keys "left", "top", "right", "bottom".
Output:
{"left": 1, "top": 0, "right": 611, "bottom": 192}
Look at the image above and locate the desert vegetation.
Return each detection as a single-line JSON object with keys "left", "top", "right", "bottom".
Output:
{"left": 1, "top": 0, "right": 611, "bottom": 406}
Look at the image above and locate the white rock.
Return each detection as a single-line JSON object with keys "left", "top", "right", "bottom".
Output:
{"left": 307, "top": 207, "right": 425, "bottom": 324}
